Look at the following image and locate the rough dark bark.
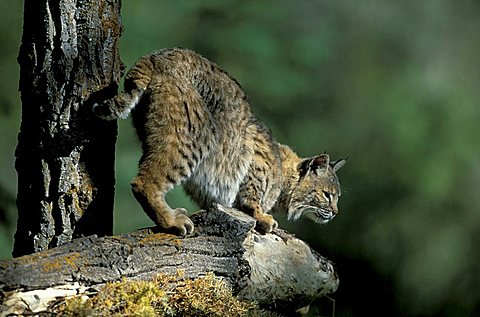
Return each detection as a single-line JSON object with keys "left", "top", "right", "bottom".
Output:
{"left": 0, "top": 205, "right": 339, "bottom": 315}
{"left": 14, "top": 0, "right": 123, "bottom": 257}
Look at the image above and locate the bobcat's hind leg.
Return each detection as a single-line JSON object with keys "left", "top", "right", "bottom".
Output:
{"left": 131, "top": 77, "right": 213, "bottom": 235}
{"left": 131, "top": 174, "right": 194, "bottom": 235}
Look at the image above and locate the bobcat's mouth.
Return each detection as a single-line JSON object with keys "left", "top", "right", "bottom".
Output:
{"left": 288, "top": 205, "right": 335, "bottom": 224}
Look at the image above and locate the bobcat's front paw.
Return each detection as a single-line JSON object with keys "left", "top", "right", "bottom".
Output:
{"left": 254, "top": 213, "right": 278, "bottom": 234}
{"left": 166, "top": 208, "right": 194, "bottom": 236}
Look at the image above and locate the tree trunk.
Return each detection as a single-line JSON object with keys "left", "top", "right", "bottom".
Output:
{"left": 14, "top": 0, "right": 123, "bottom": 257}
{"left": 0, "top": 205, "right": 339, "bottom": 315}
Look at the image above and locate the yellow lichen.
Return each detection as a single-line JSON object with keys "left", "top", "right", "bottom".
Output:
{"left": 56, "top": 271, "right": 281, "bottom": 317}
{"left": 15, "top": 251, "right": 49, "bottom": 266}
{"left": 42, "top": 252, "right": 83, "bottom": 273}
{"left": 63, "top": 252, "right": 82, "bottom": 270}
{"left": 42, "top": 260, "right": 62, "bottom": 273}
{"left": 138, "top": 233, "right": 181, "bottom": 246}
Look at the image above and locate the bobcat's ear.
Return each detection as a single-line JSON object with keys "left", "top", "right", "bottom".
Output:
{"left": 299, "top": 154, "right": 330, "bottom": 177}
{"left": 330, "top": 158, "right": 347, "bottom": 173}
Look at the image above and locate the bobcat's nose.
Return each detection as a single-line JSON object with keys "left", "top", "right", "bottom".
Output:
{"left": 331, "top": 203, "right": 339, "bottom": 215}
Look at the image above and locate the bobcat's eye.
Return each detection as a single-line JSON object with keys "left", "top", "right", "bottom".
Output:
{"left": 323, "top": 191, "right": 332, "bottom": 202}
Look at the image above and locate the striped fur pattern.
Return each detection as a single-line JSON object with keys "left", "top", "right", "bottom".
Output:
{"left": 94, "top": 48, "right": 346, "bottom": 235}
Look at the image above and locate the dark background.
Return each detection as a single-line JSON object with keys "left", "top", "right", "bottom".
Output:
{"left": 1, "top": 1, "right": 479, "bottom": 316}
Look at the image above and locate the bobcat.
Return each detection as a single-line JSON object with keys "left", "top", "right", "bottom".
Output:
{"left": 94, "top": 48, "right": 346, "bottom": 235}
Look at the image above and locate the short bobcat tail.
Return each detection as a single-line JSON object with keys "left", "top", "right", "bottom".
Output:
{"left": 93, "top": 56, "right": 154, "bottom": 120}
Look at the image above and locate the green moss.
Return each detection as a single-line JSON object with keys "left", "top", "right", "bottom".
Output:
{"left": 56, "top": 272, "right": 281, "bottom": 317}
{"left": 58, "top": 276, "right": 171, "bottom": 316}
{"left": 169, "top": 272, "right": 252, "bottom": 317}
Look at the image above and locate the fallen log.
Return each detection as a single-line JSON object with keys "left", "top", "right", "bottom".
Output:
{"left": 0, "top": 204, "right": 338, "bottom": 315}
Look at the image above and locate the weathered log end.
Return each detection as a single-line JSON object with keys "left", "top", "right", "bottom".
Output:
{"left": 0, "top": 204, "right": 338, "bottom": 315}
{"left": 195, "top": 204, "right": 339, "bottom": 309}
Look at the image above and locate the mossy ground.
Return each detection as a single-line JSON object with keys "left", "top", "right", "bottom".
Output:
{"left": 56, "top": 271, "right": 281, "bottom": 317}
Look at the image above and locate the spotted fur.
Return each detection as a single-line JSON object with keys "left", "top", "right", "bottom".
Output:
{"left": 94, "top": 48, "right": 346, "bottom": 235}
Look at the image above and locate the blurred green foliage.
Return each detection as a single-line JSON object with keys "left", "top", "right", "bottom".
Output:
{"left": 1, "top": 0, "right": 479, "bottom": 316}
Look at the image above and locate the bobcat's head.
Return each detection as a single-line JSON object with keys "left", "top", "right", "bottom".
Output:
{"left": 287, "top": 154, "right": 346, "bottom": 224}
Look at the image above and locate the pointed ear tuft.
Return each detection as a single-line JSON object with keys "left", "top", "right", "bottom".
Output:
{"left": 330, "top": 158, "right": 347, "bottom": 173}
